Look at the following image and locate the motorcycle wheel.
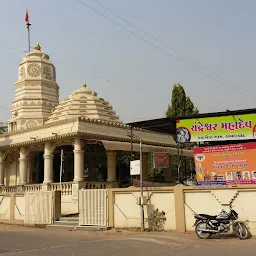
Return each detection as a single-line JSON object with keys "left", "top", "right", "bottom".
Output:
{"left": 195, "top": 222, "right": 212, "bottom": 239}
{"left": 233, "top": 222, "right": 249, "bottom": 240}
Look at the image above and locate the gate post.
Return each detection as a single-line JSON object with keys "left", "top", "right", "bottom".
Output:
{"left": 174, "top": 185, "right": 186, "bottom": 232}
{"left": 108, "top": 188, "right": 114, "bottom": 227}
{"left": 53, "top": 190, "right": 61, "bottom": 222}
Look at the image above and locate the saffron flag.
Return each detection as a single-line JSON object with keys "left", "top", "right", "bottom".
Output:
{"left": 25, "top": 9, "right": 29, "bottom": 23}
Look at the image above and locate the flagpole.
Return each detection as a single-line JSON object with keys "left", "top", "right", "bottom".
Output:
{"left": 25, "top": 9, "right": 31, "bottom": 52}
{"left": 28, "top": 25, "right": 31, "bottom": 52}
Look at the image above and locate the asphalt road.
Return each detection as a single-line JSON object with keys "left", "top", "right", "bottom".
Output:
{"left": 0, "top": 224, "right": 255, "bottom": 256}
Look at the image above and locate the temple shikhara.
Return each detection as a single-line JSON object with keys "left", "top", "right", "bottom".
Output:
{"left": 0, "top": 43, "right": 191, "bottom": 215}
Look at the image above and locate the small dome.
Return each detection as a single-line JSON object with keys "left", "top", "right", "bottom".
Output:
{"left": 46, "top": 83, "right": 122, "bottom": 124}
{"left": 20, "top": 42, "right": 51, "bottom": 65}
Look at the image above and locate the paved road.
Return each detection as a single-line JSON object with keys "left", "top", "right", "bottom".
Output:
{"left": 0, "top": 225, "right": 255, "bottom": 256}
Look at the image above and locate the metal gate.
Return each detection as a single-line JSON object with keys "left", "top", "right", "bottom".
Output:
{"left": 79, "top": 189, "right": 108, "bottom": 226}
{"left": 24, "top": 191, "right": 53, "bottom": 225}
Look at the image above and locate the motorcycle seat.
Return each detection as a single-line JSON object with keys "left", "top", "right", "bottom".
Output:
{"left": 198, "top": 214, "right": 217, "bottom": 220}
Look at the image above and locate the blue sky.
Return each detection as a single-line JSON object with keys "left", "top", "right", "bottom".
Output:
{"left": 1, "top": 0, "right": 256, "bottom": 123}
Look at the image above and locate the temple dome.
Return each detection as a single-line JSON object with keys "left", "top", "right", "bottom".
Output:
{"left": 46, "top": 83, "right": 122, "bottom": 124}
{"left": 20, "top": 42, "right": 52, "bottom": 66}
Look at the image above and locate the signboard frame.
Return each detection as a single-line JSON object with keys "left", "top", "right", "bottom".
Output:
{"left": 194, "top": 142, "right": 256, "bottom": 185}
{"left": 176, "top": 113, "right": 256, "bottom": 142}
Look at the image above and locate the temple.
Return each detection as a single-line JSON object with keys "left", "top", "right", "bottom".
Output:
{"left": 0, "top": 43, "right": 192, "bottom": 214}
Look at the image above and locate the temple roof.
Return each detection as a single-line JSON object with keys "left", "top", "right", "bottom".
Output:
{"left": 20, "top": 42, "right": 51, "bottom": 65}
{"left": 46, "top": 83, "right": 122, "bottom": 124}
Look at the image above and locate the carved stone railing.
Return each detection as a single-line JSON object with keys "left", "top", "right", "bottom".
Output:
{"left": 84, "top": 182, "right": 108, "bottom": 189}
{"left": 50, "top": 182, "right": 73, "bottom": 196}
{"left": 24, "top": 184, "right": 43, "bottom": 193}
{"left": 0, "top": 181, "right": 115, "bottom": 195}
{"left": 1, "top": 186, "right": 18, "bottom": 193}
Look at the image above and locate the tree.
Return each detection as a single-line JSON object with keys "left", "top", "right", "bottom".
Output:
{"left": 166, "top": 83, "right": 199, "bottom": 117}
{"left": 0, "top": 122, "right": 7, "bottom": 134}
{"left": 165, "top": 83, "right": 198, "bottom": 183}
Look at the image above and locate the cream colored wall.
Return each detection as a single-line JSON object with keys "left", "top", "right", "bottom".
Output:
{"left": 230, "top": 190, "right": 256, "bottom": 235}
{"left": 61, "top": 195, "right": 78, "bottom": 215}
{"left": 111, "top": 188, "right": 176, "bottom": 230}
{"left": 183, "top": 187, "right": 256, "bottom": 235}
{"left": 0, "top": 192, "right": 60, "bottom": 225}
{"left": 184, "top": 191, "right": 222, "bottom": 231}
{"left": 0, "top": 195, "right": 10, "bottom": 220}
{"left": 1, "top": 185, "right": 256, "bottom": 236}
{"left": 0, "top": 194, "right": 25, "bottom": 224}
{"left": 14, "top": 195, "right": 25, "bottom": 221}
{"left": 114, "top": 192, "right": 141, "bottom": 228}
{"left": 147, "top": 191, "right": 176, "bottom": 230}
{"left": 109, "top": 185, "right": 256, "bottom": 236}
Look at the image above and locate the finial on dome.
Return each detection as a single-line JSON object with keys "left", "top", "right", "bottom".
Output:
{"left": 34, "top": 42, "right": 41, "bottom": 51}
{"left": 83, "top": 82, "right": 87, "bottom": 88}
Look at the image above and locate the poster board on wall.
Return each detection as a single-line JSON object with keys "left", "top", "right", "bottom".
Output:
{"left": 194, "top": 142, "right": 256, "bottom": 185}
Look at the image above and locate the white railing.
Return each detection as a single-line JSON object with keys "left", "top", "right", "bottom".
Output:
{"left": 24, "top": 184, "right": 43, "bottom": 193}
{"left": 0, "top": 181, "right": 113, "bottom": 195}
{"left": 50, "top": 182, "right": 72, "bottom": 195}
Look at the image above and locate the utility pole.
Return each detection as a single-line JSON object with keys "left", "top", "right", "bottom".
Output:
{"left": 130, "top": 126, "right": 133, "bottom": 161}
{"left": 127, "top": 131, "right": 145, "bottom": 231}
{"left": 177, "top": 142, "right": 181, "bottom": 184}
{"left": 139, "top": 137, "right": 145, "bottom": 231}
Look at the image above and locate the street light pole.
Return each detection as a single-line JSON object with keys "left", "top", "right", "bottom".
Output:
{"left": 127, "top": 131, "right": 145, "bottom": 232}
{"left": 139, "top": 137, "right": 145, "bottom": 231}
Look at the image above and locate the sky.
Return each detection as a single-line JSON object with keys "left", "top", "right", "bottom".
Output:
{"left": 1, "top": 0, "right": 256, "bottom": 123}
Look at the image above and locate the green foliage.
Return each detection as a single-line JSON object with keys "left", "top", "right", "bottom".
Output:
{"left": 165, "top": 84, "right": 198, "bottom": 183}
{"left": 148, "top": 153, "right": 164, "bottom": 182}
{"left": 185, "top": 96, "right": 199, "bottom": 116}
{"left": 117, "top": 154, "right": 131, "bottom": 166}
{"left": 149, "top": 167, "right": 164, "bottom": 182}
{"left": 147, "top": 209, "right": 167, "bottom": 231}
{"left": 166, "top": 83, "right": 199, "bottom": 117}
{"left": 0, "top": 122, "right": 7, "bottom": 134}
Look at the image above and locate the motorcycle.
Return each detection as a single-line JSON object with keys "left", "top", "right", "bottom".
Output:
{"left": 193, "top": 207, "right": 249, "bottom": 239}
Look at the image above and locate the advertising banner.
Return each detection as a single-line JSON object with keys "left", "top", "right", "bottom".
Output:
{"left": 176, "top": 113, "right": 256, "bottom": 142}
{"left": 194, "top": 142, "right": 256, "bottom": 185}
{"left": 153, "top": 153, "right": 169, "bottom": 168}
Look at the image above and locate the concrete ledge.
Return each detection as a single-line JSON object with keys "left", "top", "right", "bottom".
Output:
{"left": 75, "top": 226, "right": 109, "bottom": 231}
{"left": 46, "top": 225, "right": 75, "bottom": 231}
{"left": 0, "top": 219, "right": 24, "bottom": 225}
{"left": 46, "top": 225, "right": 109, "bottom": 231}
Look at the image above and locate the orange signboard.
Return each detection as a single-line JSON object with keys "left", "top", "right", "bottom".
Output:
{"left": 194, "top": 142, "right": 256, "bottom": 185}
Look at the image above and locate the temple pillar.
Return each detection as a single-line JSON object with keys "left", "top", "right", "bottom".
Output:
{"left": 19, "top": 147, "right": 28, "bottom": 185}
{"left": 142, "top": 153, "right": 149, "bottom": 181}
{"left": 0, "top": 152, "right": 5, "bottom": 186}
{"left": 43, "top": 142, "right": 54, "bottom": 184}
{"left": 73, "top": 138, "right": 85, "bottom": 182}
{"left": 107, "top": 151, "right": 116, "bottom": 182}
